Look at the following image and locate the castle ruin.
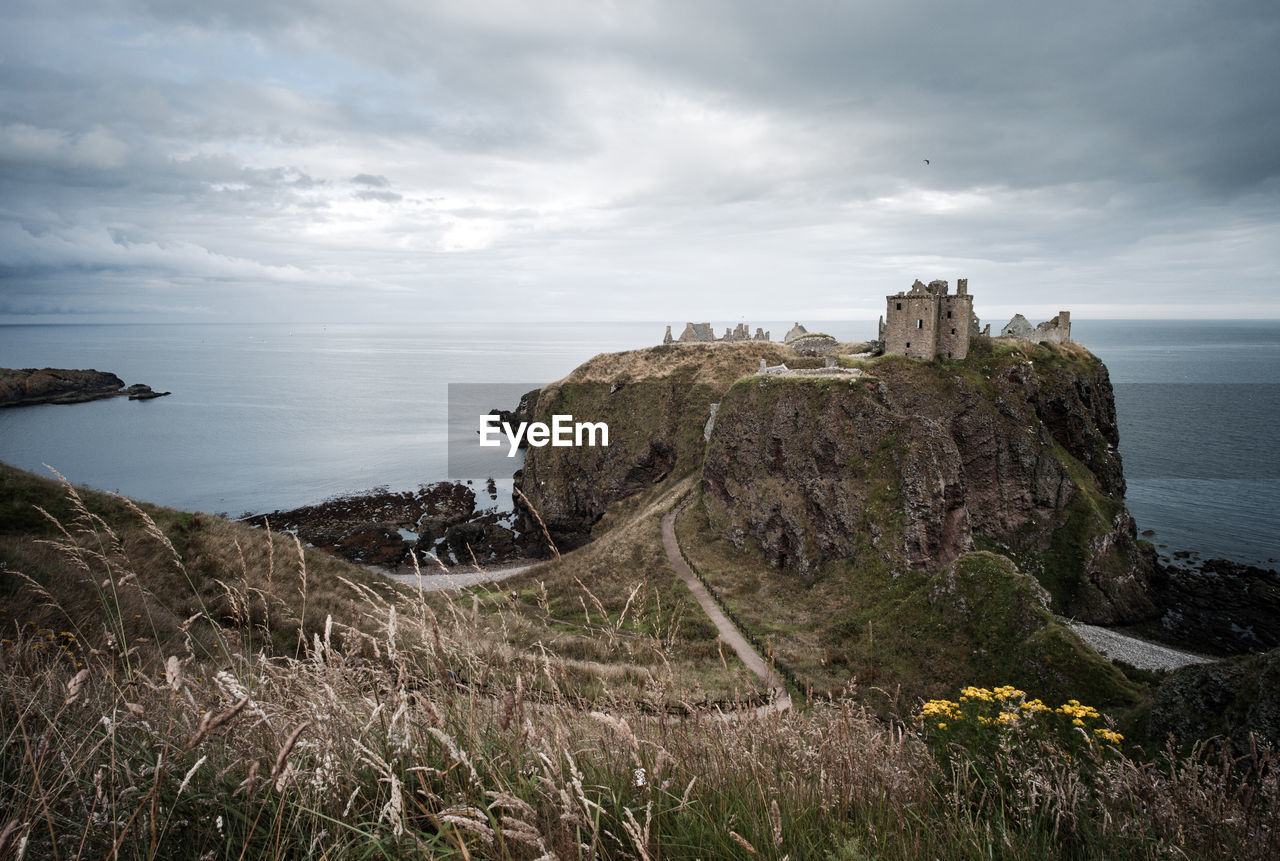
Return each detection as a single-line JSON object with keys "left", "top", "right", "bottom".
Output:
{"left": 880, "top": 278, "right": 977, "bottom": 360}
{"left": 664, "top": 323, "right": 770, "bottom": 344}
{"left": 659, "top": 278, "right": 1071, "bottom": 358}
{"left": 1000, "top": 311, "right": 1072, "bottom": 344}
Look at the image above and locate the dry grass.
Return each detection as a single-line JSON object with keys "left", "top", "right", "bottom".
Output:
{"left": 2, "top": 468, "right": 1278, "bottom": 859}
{"left": 478, "top": 476, "right": 765, "bottom": 706}
{"left": 553, "top": 342, "right": 797, "bottom": 388}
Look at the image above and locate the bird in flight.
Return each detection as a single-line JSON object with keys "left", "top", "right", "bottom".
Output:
{"left": 923, "top": 159, "right": 930, "bottom": 165}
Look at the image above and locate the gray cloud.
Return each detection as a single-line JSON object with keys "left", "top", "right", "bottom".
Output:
{"left": 354, "top": 189, "right": 403, "bottom": 203}
{"left": 1, "top": 0, "right": 1277, "bottom": 322}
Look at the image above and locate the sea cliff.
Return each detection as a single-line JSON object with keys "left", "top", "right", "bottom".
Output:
{"left": 518, "top": 337, "right": 1157, "bottom": 627}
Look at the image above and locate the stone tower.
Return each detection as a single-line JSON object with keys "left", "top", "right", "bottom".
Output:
{"left": 883, "top": 278, "right": 974, "bottom": 360}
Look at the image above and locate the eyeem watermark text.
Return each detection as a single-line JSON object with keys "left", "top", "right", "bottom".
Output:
{"left": 480, "top": 414, "right": 609, "bottom": 457}
{"left": 447, "top": 384, "right": 610, "bottom": 479}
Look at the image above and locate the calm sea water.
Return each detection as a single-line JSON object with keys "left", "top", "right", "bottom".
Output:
{"left": 1076, "top": 320, "right": 1280, "bottom": 567}
{"left": 1, "top": 320, "right": 1276, "bottom": 566}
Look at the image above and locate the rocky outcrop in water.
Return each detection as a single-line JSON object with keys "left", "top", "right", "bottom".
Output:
{"left": 249, "top": 482, "right": 538, "bottom": 569}
{"left": 0, "top": 367, "right": 169, "bottom": 406}
{"left": 1147, "top": 558, "right": 1280, "bottom": 655}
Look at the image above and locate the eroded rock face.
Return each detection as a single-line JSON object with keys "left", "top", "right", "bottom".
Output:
{"left": 516, "top": 342, "right": 797, "bottom": 549}
{"left": 700, "top": 377, "right": 973, "bottom": 575}
{"left": 515, "top": 339, "right": 1155, "bottom": 625}
{"left": 701, "top": 344, "right": 1158, "bottom": 624}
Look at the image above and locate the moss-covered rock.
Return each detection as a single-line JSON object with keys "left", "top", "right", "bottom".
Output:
{"left": 1149, "top": 647, "right": 1280, "bottom": 751}
{"left": 913, "top": 552, "right": 1141, "bottom": 708}
{"left": 678, "top": 495, "right": 1144, "bottom": 707}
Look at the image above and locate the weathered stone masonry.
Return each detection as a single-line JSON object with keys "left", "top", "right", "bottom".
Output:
{"left": 664, "top": 322, "right": 770, "bottom": 344}
{"left": 1001, "top": 311, "right": 1072, "bottom": 343}
{"left": 881, "top": 278, "right": 975, "bottom": 360}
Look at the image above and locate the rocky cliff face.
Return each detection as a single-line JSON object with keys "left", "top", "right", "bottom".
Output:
{"left": 1149, "top": 647, "right": 1280, "bottom": 751}
{"left": 516, "top": 342, "right": 800, "bottom": 549}
{"left": 518, "top": 338, "right": 1156, "bottom": 625}
{"left": 702, "top": 341, "right": 1157, "bottom": 624}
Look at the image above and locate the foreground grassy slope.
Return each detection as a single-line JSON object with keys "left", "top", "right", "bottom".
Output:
{"left": 2, "top": 463, "right": 1276, "bottom": 859}
{"left": 0, "top": 462, "right": 753, "bottom": 707}
{"left": 0, "top": 462, "right": 411, "bottom": 660}
{"left": 471, "top": 476, "right": 765, "bottom": 706}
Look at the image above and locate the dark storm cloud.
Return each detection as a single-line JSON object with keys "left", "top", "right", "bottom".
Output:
{"left": 0, "top": 0, "right": 1277, "bottom": 321}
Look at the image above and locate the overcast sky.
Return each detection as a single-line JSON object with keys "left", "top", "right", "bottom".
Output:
{"left": 1, "top": 0, "right": 1277, "bottom": 324}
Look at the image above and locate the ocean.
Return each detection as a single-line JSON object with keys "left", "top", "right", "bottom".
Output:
{"left": 1, "top": 320, "right": 1276, "bottom": 567}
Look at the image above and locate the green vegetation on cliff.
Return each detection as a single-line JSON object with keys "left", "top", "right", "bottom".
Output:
{"left": 678, "top": 494, "right": 1142, "bottom": 714}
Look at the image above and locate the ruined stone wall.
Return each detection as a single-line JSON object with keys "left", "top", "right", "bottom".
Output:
{"left": 666, "top": 322, "right": 771, "bottom": 343}
{"left": 885, "top": 293, "right": 942, "bottom": 359}
{"left": 1000, "top": 311, "right": 1072, "bottom": 344}
{"left": 1038, "top": 311, "right": 1072, "bottom": 344}
{"left": 883, "top": 294, "right": 911, "bottom": 355}
{"left": 678, "top": 322, "right": 715, "bottom": 343}
{"left": 937, "top": 294, "right": 973, "bottom": 359}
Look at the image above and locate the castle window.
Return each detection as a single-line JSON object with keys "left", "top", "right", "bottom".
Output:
{"left": 951, "top": 328, "right": 956, "bottom": 334}
{"left": 947, "top": 310, "right": 952, "bottom": 318}
{"left": 896, "top": 302, "right": 902, "bottom": 310}
{"left": 906, "top": 342, "right": 911, "bottom": 348}
{"left": 916, "top": 319, "right": 923, "bottom": 329}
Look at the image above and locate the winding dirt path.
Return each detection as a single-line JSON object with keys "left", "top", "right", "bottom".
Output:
{"left": 661, "top": 508, "right": 791, "bottom": 714}
{"left": 378, "top": 502, "right": 792, "bottom": 714}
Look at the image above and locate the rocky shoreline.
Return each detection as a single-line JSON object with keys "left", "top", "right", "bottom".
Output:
{"left": 244, "top": 479, "right": 543, "bottom": 570}
{"left": 0, "top": 367, "right": 169, "bottom": 407}
{"left": 1142, "top": 555, "right": 1280, "bottom": 656}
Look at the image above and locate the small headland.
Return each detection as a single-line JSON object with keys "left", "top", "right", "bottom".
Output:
{"left": 0, "top": 366, "right": 170, "bottom": 406}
